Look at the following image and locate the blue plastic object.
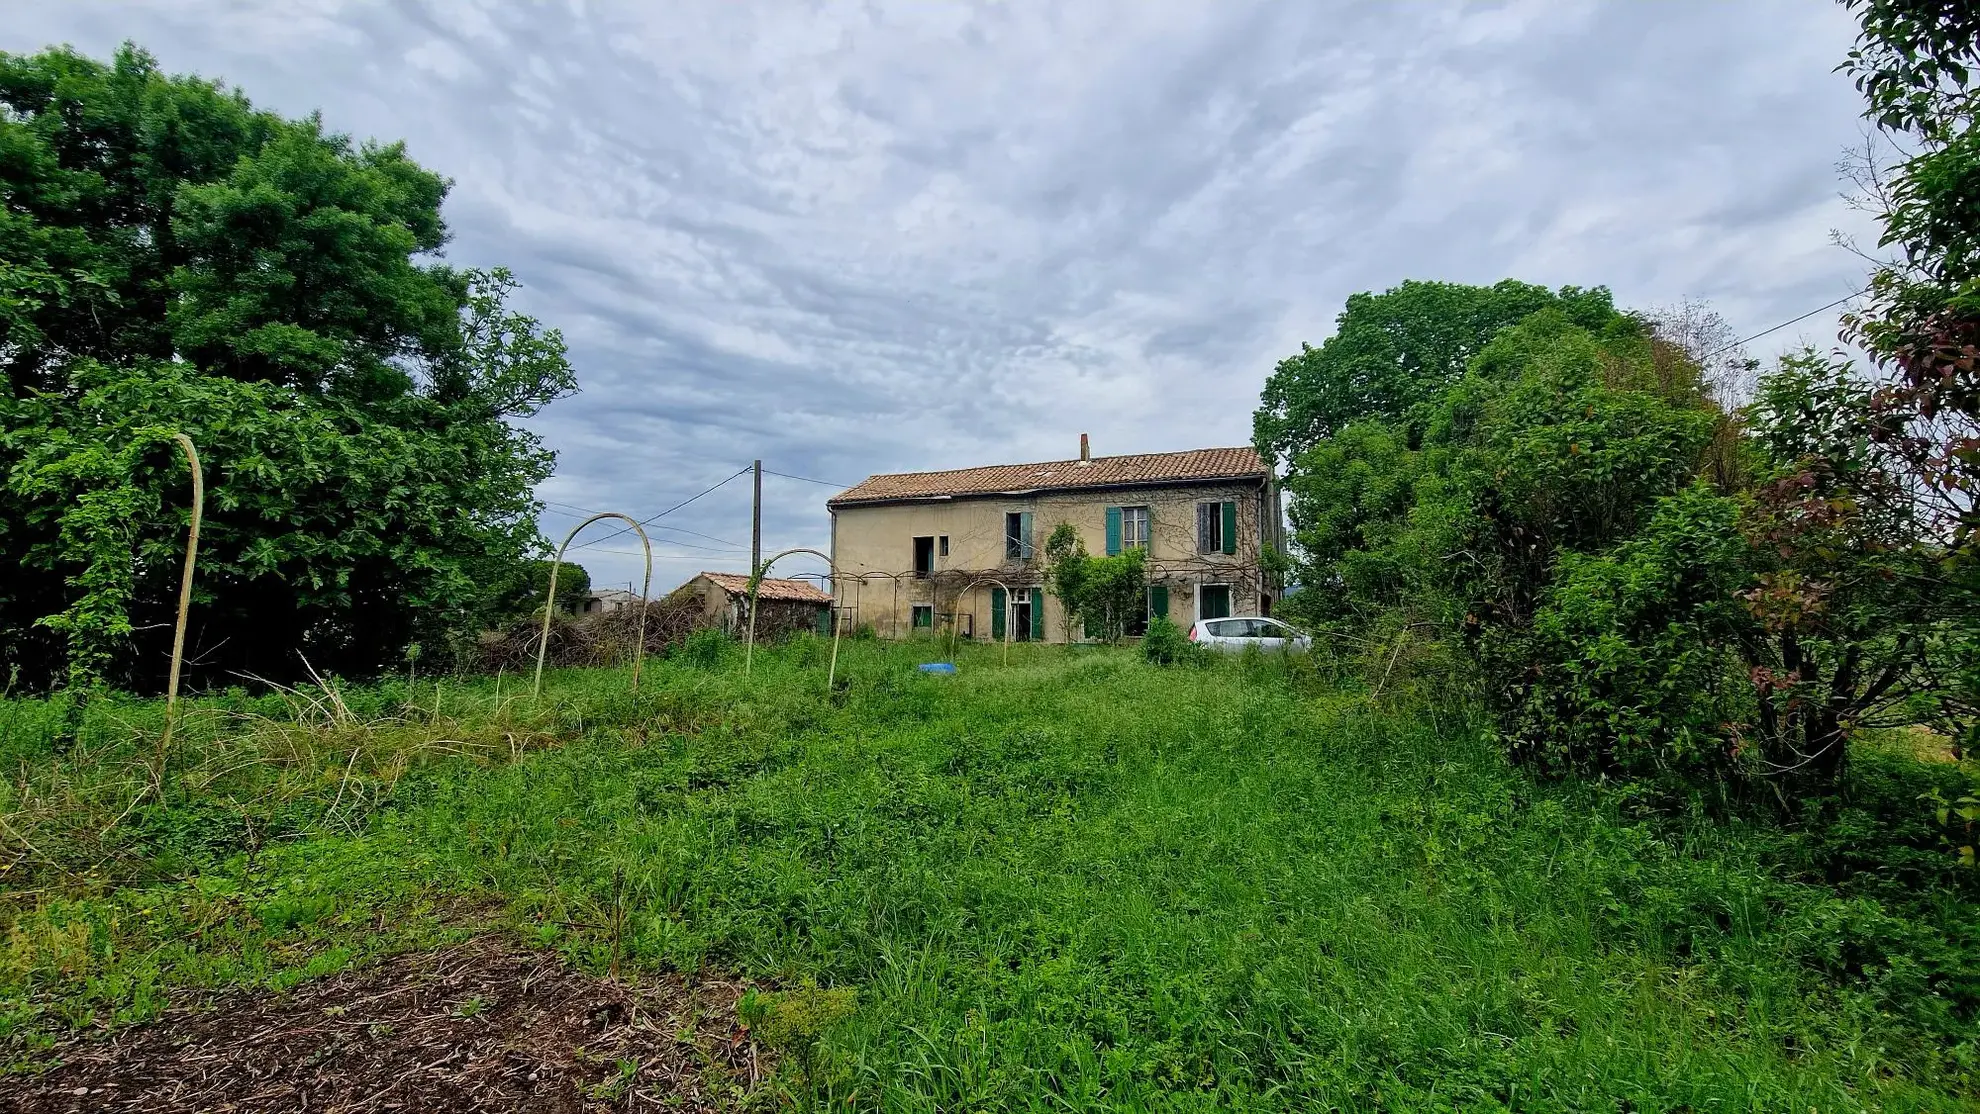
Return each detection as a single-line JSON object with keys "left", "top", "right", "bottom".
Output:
{"left": 917, "top": 662, "right": 958, "bottom": 674}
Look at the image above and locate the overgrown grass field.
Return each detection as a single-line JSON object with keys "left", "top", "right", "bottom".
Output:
{"left": 3, "top": 637, "right": 1977, "bottom": 1110}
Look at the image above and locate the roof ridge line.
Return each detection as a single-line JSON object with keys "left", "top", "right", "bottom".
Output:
{"left": 827, "top": 445, "right": 1267, "bottom": 507}
{"left": 855, "top": 445, "right": 1258, "bottom": 482}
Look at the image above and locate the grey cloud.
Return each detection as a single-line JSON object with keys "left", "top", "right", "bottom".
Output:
{"left": 6, "top": 0, "right": 1880, "bottom": 589}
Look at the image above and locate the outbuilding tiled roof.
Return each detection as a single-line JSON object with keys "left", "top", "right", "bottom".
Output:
{"left": 697, "top": 572, "right": 833, "bottom": 604}
{"left": 828, "top": 446, "right": 1266, "bottom": 507}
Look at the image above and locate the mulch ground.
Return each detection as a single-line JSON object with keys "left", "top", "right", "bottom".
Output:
{"left": 0, "top": 939, "right": 769, "bottom": 1113}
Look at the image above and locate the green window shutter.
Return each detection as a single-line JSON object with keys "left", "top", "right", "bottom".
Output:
{"left": 1149, "top": 585, "right": 1168, "bottom": 619}
{"left": 1020, "top": 512, "right": 1035, "bottom": 559}
{"left": 1031, "top": 588, "right": 1046, "bottom": 640}
{"left": 990, "top": 586, "right": 1006, "bottom": 639}
{"left": 1104, "top": 506, "right": 1121, "bottom": 555}
{"left": 1221, "top": 500, "right": 1238, "bottom": 555}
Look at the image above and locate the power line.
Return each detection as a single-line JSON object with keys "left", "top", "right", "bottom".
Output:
{"left": 568, "top": 466, "right": 752, "bottom": 552}
{"left": 540, "top": 498, "right": 613, "bottom": 516}
{"left": 579, "top": 548, "right": 741, "bottom": 560}
{"left": 629, "top": 536, "right": 745, "bottom": 555}
{"left": 763, "top": 467, "right": 853, "bottom": 489}
{"left": 543, "top": 502, "right": 748, "bottom": 551}
{"left": 544, "top": 463, "right": 843, "bottom": 558}
{"left": 1705, "top": 288, "right": 1868, "bottom": 359}
{"left": 649, "top": 524, "right": 749, "bottom": 549}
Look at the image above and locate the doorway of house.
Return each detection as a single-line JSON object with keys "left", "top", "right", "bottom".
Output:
{"left": 1013, "top": 597, "right": 1033, "bottom": 642}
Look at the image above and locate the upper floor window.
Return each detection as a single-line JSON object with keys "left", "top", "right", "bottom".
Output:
{"left": 1005, "top": 511, "right": 1034, "bottom": 560}
{"left": 1106, "top": 505, "right": 1150, "bottom": 553}
{"left": 1197, "top": 500, "right": 1237, "bottom": 555}
{"left": 1121, "top": 505, "right": 1149, "bottom": 549}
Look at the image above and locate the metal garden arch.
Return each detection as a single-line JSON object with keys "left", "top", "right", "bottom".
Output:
{"left": 533, "top": 513, "right": 652, "bottom": 702}
{"left": 945, "top": 576, "right": 1016, "bottom": 666}
{"left": 743, "top": 547, "right": 848, "bottom": 689}
{"left": 156, "top": 434, "right": 203, "bottom": 792}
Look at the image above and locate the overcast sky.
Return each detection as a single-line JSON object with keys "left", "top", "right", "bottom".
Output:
{"left": 7, "top": 0, "right": 1881, "bottom": 591}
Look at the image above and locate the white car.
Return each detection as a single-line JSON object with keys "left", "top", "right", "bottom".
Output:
{"left": 1187, "top": 616, "right": 1313, "bottom": 653}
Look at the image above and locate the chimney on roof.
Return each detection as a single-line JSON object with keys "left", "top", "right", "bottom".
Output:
{"left": 1079, "top": 433, "right": 1091, "bottom": 463}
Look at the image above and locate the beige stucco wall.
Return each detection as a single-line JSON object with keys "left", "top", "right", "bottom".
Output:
{"left": 828, "top": 479, "right": 1282, "bottom": 642}
{"left": 688, "top": 577, "right": 729, "bottom": 626}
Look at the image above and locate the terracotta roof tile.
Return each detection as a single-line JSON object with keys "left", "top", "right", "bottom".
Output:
{"left": 828, "top": 446, "right": 1266, "bottom": 507}
{"left": 697, "top": 572, "right": 833, "bottom": 604}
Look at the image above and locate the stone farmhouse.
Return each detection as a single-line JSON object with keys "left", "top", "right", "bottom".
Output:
{"left": 826, "top": 437, "right": 1282, "bottom": 642}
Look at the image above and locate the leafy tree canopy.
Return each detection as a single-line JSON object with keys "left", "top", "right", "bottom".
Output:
{"left": 499, "top": 559, "right": 593, "bottom": 621}
{"left": 1252, "top": 279, "right": 1625, "bottom": 467}
{"left": 0, "top": 44, "right": 575, "bottom": 691}
{"left": 1839, "top": 0, "right": 1980, "bottom": 554}
{"left": 1836, "top": 0, "right": 1980, "bottom": 759}
{"left": 1272, "top": 275, "right": 1968, "bottom": 793}
{"left": 1042, "top": 522, "right": 1148, "bottom": 644}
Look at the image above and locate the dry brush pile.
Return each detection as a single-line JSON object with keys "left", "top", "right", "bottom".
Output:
{"left": 473, "top": 596, "right": 712, "bottom": 675}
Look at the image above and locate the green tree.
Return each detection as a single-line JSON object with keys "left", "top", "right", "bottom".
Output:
{"left": 1839, "top": 0, "right": 1980, "bottom": 551}
{"left": 1732, "top": 356, "right": 1952, "bottom": 781}
{"left": 1275, "top": 303, "right": 1690, "bottom": 623}
{"left": 1838, "top": 0, "right": 1980, "bottom": 756}
{"left": 1252, "top": 279, "right": 1624, "bottom": 467}
{"left": 1278, "top": 297, "right": 1962, "bottom": 791}
{"left": 1521, "top": 354, "right": 1957, "bottom": 787}
{"left": 0, "top": 45, "right": 574, "bottom": 691}
{"left": 489, "top": 559, "right": 593, "bottom": 622}
{"left": 1275, "top": 302, "right": 1762, "bottom": 774}
{"left": 1043, "top": 523, "right": 1088, "bottom": 646}
{"left": 1079, "top": 548, "right": 1148, "bottom": 644}
{"left": 1277, "top": 420, "right": 1423, "bottom": 624}
{"left": 1043, "top": 522, "right": 1149, "bottom": 644}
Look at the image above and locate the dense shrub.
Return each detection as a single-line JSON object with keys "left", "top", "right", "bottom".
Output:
{"left": 1266, "top": 284, "right": 1968, "bottom": 796}
{"left": 1140, "top": 615, "right": 1200, "bottom": 666}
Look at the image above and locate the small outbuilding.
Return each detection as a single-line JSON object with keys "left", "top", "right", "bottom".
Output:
{"left": 579, "top": 588, "right": 642, "bottom": 615}
{"left": 676, "top": 571, "right": 833, "bottom": 637}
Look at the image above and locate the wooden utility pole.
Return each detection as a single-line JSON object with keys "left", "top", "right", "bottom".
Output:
{"left": 751, "top": 458, "right": 763, "bottom": 574}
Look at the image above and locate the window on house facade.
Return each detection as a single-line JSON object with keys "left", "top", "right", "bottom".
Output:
{"left": 913, "top": 535, "right": 934, "bottom": 578}
{"left": 938, "top": 535, "right": 949, "bottom": 557}
{"left": 1104, "top": 505, "right": 1151, "bottom": 554}
{"left": 1199, "top": 584, "right": 1232, "bottom": 620}
{"left": 912, "top": 604, "right": 933, "bottom": 629}
{"left": 1196, "top": 500, "right": 1238, "bottom": 555}
{"left": 1121, "top": 505, "right": 1149, "bottom": 549}
{"left": 1005, "top": 511, "right": 1034, "bottom": 560}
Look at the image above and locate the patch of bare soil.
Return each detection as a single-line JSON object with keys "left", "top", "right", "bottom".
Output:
{"left": 0, "top": 939, "right": 768, "bottom": 1113}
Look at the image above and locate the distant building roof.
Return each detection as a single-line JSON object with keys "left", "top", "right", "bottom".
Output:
{"left": 696, "top": 572, "right": 832, "bottom": 604}
{"left": 828, "top": 446, "right": 1267, "bottom": 507}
